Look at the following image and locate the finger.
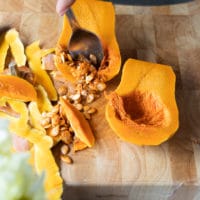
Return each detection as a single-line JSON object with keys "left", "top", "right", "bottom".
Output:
{"left": 12, "top": 134, "right": 30, "bottom": 152}
{"left": 56, "top": 0, "right": 75, "bottom": 16}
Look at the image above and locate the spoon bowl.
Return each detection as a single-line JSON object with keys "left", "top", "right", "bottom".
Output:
{"left": 66, "top": 9, "right": 104, "bottom": 68}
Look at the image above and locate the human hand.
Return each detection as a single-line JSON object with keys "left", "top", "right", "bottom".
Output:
{"left": 56, "top": 0, "right": 76, "bottom": 16}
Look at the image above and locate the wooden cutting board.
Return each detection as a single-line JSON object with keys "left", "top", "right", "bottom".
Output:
{"left": 1, "top": 0, "right": 200, "bottom": 199}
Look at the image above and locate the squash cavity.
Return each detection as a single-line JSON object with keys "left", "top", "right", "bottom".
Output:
{"left": 109, "top": 91, "right": 170, "bottom": 128}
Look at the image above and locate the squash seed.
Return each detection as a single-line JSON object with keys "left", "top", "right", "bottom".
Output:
{"left": 58, "top": 86, "right": 68, "bottom": 96}
{"left": 50, "top": 125, "right": 60, "bottom": 137}
{"left": 60, "top": 130, "right": 72, "bottom": 144}
{"left": 87, "top": 107, "right": 97, "bottom": 114}
{"left": 70, "top": 93, "right": 81, "bottom": 101}
{"left": 41, "top": 117, "right": 51, "bottom": 127}
{"left": 60, "top": 119, "right": 66, "bottom": 126}
{"left": 85, "top": 74, "right": 94, "bottom": 84}
{"left": 74, "top": 103, "right": 83, "bottom": 111}
{"left": 81, "top": 90, "right": 87, "bottom": 97}
{"left": 51, "top": 114, "right": 60, "bottom": 127}
{"left": 86, "top": 93, "right": 94, "bottom": 103}
{"left": 60, "top": 155, "right": 73, "bottom": 164}
{"left": 61, "top": 144, "right": 69, "bottom": 155}
{"left": 89, "top": 54, "right": 97, "bottom": 65}
{"left": 84, "top": 112, "right": 91, "bottom": 120}
{"left": 83, "top": 105, "right": 90, "bottom": 112}
{"left": 96, "top": 82, "right": 106, "bottom": 91}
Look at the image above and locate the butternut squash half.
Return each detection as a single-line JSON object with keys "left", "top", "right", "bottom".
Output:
{"left": 106, "top": 59, "right": 179, "bottom": 145}
{"left": 56, "top": 0, "right": 121, "bottom": 82}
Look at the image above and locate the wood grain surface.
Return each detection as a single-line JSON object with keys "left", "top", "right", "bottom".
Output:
{"left": 1, "top": 0, "right": 200, "bottom": 199}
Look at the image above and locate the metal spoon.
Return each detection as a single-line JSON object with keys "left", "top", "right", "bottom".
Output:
{"left": 65, "top": 8, "right": 104, "bottom": 68}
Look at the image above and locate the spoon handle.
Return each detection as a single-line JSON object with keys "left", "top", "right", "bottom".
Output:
{"left": 65, "top": 8, "right": 80, "bottom": 31}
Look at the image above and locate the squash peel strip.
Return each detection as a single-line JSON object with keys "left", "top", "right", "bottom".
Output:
{"left": 34, "top": 145, "right": 63, "bottom": 200}
{"left": 26, "top": 41, "right": 57, "bottom": 101}
{"left": 5, "top": 28, "right": 26, "bottom": 66}
{"left": 36, "top": 85, "right": 53, "bottom": 113}
{"left": 0, "top": 33, "right": 9, "bottom": 72}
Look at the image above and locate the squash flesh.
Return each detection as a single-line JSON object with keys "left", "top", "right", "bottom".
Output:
{"left": 0, "top": 75, "right": 37, "bottom": 102}
{"left": 0, "top": 33, "right": 9, "bottom": 72}
{"left": 60, "top": 97, "right": 95, "bottom": 147}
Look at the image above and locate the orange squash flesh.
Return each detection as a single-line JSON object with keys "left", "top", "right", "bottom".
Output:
{"left": 56, "top": 0, "right": 121, "bottom": 82}
{"left": 106, "top": 59, "right": 179, "bottom": 146}
{"left": 0, "top": 75, "right": 37, "bottom": 102}
{"left": 60, "top": 97, "right": 95, "bottom": 147}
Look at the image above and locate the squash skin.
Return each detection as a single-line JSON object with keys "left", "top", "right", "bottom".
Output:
{"left": 0, "top": 28, "right": 26, "bottom": 72}
{"left": 106, "top": 59, "right": 179, "bottom": 146}
{"left": 56, "top": 0, "right": 121, "bottom": 82}
{"left": 5, "top": 29, "right": 26, "bottom": 67}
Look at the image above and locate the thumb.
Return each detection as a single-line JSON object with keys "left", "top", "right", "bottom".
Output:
{"left": 56, "top": 0, "right": 75, "bottom": 16}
